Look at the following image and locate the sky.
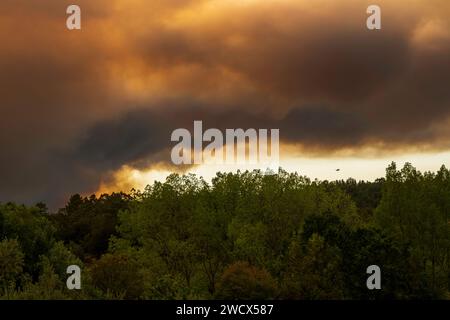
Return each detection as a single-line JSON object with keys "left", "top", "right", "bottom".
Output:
{"left": 0, "top": 0, "right": 449, "bottom": 208}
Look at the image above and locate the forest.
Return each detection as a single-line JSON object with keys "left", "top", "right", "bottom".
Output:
{"left": 0, "top": 162, "right": 449, "bottom": 300}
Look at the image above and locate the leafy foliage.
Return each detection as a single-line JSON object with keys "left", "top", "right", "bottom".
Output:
{"left": 215, "top": 262, "right": 277, "bottom": 300}
{"left": 1, "top": 164, "right": 449, "bottom": 299}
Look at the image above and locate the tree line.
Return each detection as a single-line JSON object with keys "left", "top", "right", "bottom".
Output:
{"left": 0, "top": 162, "right": 449, "bottom": 299}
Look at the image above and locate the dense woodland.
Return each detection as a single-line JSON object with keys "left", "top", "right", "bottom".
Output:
{"left": 0, "top": 162, "right": 449, "bottom": 300}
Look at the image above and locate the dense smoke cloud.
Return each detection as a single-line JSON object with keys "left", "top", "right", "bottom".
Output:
{"left": 0, "top": 0, "right": 449, "bottom": 207}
